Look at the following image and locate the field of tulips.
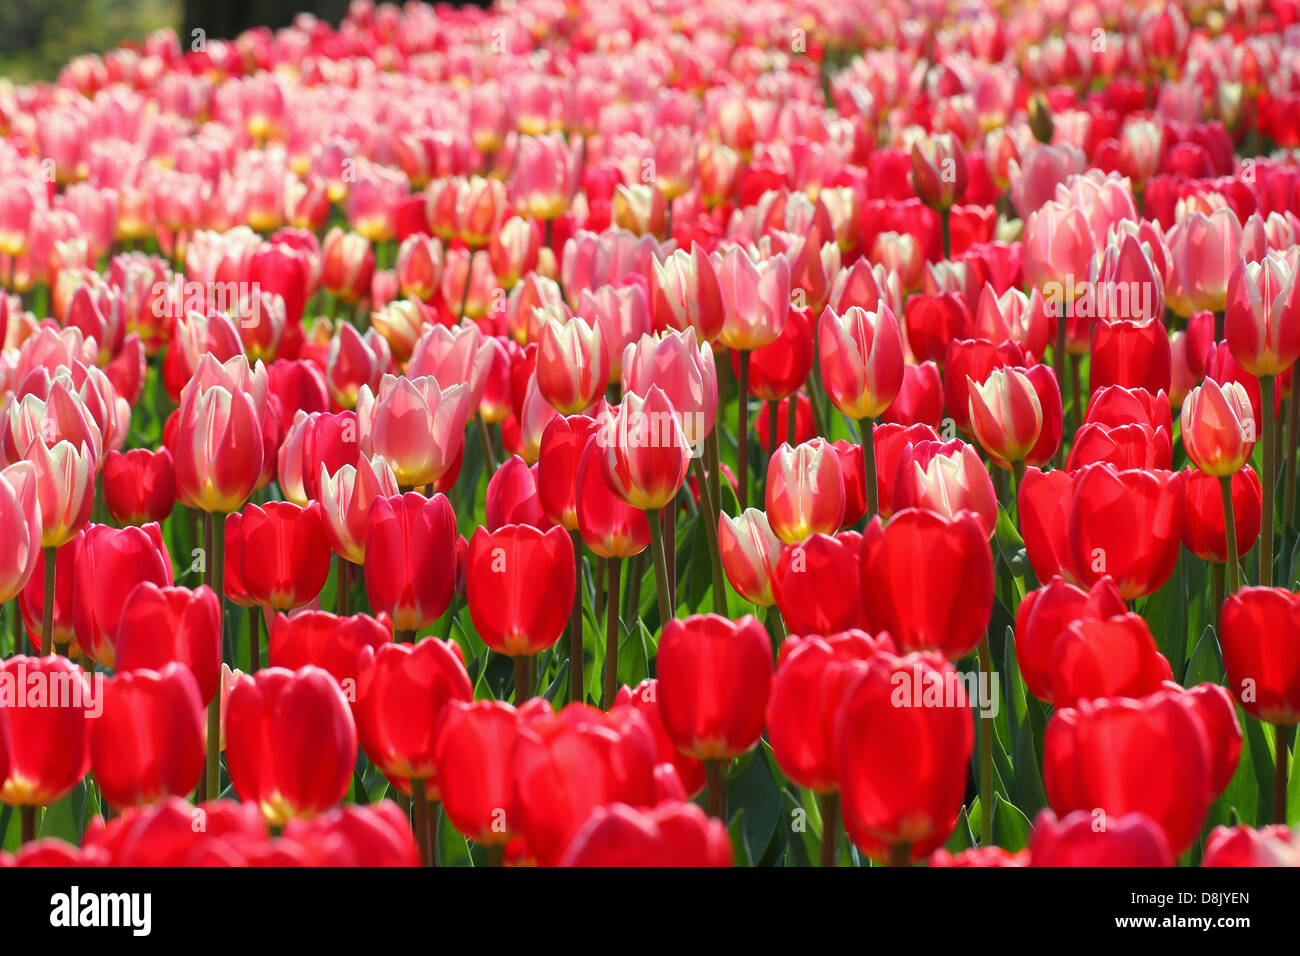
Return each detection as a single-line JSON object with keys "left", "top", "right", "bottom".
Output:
{"left": 0, "top": 0, "right": 1299, "bottom": 881}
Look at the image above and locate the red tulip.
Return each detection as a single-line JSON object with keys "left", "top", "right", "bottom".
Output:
{"left": 224, "top": 666, "right": 357, "bottom": 825}
{"left": 363, "top": 492, "right": 458, "bottom": 633}
{"left": 1182, "top": 681, "right": 1244, "bottom": 798}
{"left": 754, "top": 393, "right": 816, "bottom": 453}
{"left": 557, "top": 801, "right": 731, "bottom": 867}
{"left": 1225, "top": 256, "right": 1300, "bottom": 378}
{"left": 115, "top": 583, "right": 222, "bottom": 704}
{"left": 717, "top": 508, "right": 783, "bottom": 607}
{"left": 90, "top": 663, "right": 205, "bottom": 809}
{"left": 509, "top": 703, "right": 658, "bottom": 866}
{"left": 1181, "top": 466, "right": 1261, "bottom": 562}
{"left": 1203, "top": 825, "right": 1300, "bottom": 866}
{"left": 1067, "top": 421, "right": 1172, "bottom": 471}
{"left": 817, "top": 305, "right": 904, "bottom": 421}
{"left": 596, "top": 386, "right": 692, "bottom": 511}
{"left": 1221, "top": 587, "right": 1300, "bottom": 725}
{"left": 1028, "top": 809, "right": 1173, "bottom": 866}
{"left": 1014, "top": 576, "right": 1127, "bottom": 703}
{"left": 874, "top": 423, "right": 941, "bottom": 518}
{"left": 903, "top": 293, "right": 971, "bottom": 366}
{"left": 434, "top": 700, "right": 522, "bottom": 846}
{"left": 929, "top": 846, "right": 1026, "bottom": 867}
{"left": 860, "top": 508, "right": 993, "bottom": 659}
{"left": 0, "top": 655, "right": 92, "bottom": 806}
{"left": 1181, "top": 378, "right": 1257, "bottom": 476}
{"left": 888, "top": 439, "right": 998, "bottom": 538}
{"left": 267, "top": 610, "right": 392, "bottom": 694}
{"left": 773, "top": 532, "right": 866, "bottom": 635}
{"left": 741, "top": 305, "right": 813, "bottom": 401}
{"left": 1088, "top": 318, "right": 1173, "bottom": 396}
{"left": 966, "top": 366, "right": 1042, "bottom": 464}
{"left": 614, "top": 679, "right": 705, "bottom": 798}
{"left": 1044, "top": 689, "right": 1212, "bottom": 852}
{"left": 536, "top": 414, "right": 597, "bottom": 530}
{"left": 657, "top": 614, "right": 772, "bottom": 761}
{"left": 281, "top": 803, "right": 420, "bottom": 866}
{"left": 101, "top": 447, "right": 175, "bottom": 525}
{"left": 81, "top": 797, "right": 267, "bottom": 866}
{"left": 835, "top": 651, "right": 974, "bottom": 862}
{"left": 536, "top": 314, "right": 609, "bottom": 415}
{"left": 881, "top": 361, "right": 945, "bottom": 428}
{"left": 767, "top": 630, "right": 894, "bottom": 793}
{"left": 466, "top": 524, "right": 574, "bottom": 657}
{"left": 72, "top": 522, "right": 173, "bottom": 668}
{"left": 354, "top": 637, "right": 473, "bottom": 795}
{"left": 765, "top": 440, "right": 846, "bottom": 544}
{"left": 173, "top": 364, "right": 264, "bottom": 514}
{"left": 238, "top": 501, "right": 331, "bottom": 611}
{"left": 485, "top": 455, "right": 548, "bottom": 530}
{"left": 942, "top": 337, "right": 1025, "bottom": 432}
{"left": 1048, "top": 614, "right": 1172, "bottom": 707}
{"left": 575, "top": 438, "right": 649, "bottom": 558}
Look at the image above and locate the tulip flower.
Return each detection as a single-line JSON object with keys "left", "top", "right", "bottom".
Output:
{"left": 536, "top": 414, "right": 597, "bottom": 530}
{"left": 90, "top": 664, "right": 205, "bottom": 810}
{"left": 614, "top": 680, "right": 705, "bottom": 800}
{"left": 318, "top": 454, "right": 400, "bottom": 567}
{"left": 557, "top": 802, "right": 731, "bottom": 867}
{"left": 174, "top": 367, "right": 264, "bottom": 516}
{"left": 0, "top": 460, "right": 41, "bottom": 605}
{"left": 115, "top": 583, "right": 222, "bottom": 704}
{"left": 650, "top": 244, "right": 726, "bottom": 344}
{"left": 881, "top": 361, "right": 945, "bottom": 429}
{"left": 326, "top": 324, "right": 389, "bottom": 409}
{"left": 1015, "top": 576, "right": 1128, "bottom": 704}
{"left": 1203, "top": 825, "right": 1300, "bottom": 867}
{"left": 0, "top": 655, "right": 92, "bottom": 810}
{"left": 622, "top": 329, "right": 718, "bottom": 452}
{"left": 101, "top": 447, "right": 175, "bottom": 526}
{"left": 484, "top": 455, "right": 547, "bottom": 531}
{"left": 509, "top": 703, "right": 657, "bottom": 866}
{"left": 835, "top": 651, "right": 974, "bottom": 864}
{"left": 656, "top": 613, "right": 773, "bottom": 816}
{"left": 1180, "top": 208, "right": 1243, "bottom": 314}
{"left": 1048, "top": 614, "right": 1173, "bottom": 707}
{"left": 224, "top": 666, "right": 357, "bottom": 826}
{"left": 71, "top": 522, "right": 173, "bottom": 668}
{"left": 966, "top": 366, "right": 1043, "bottom": 468}
{"left": 1044, "top": 689, "right": 1213, "bottom": 852}
{"left": 717, "top": 508, "right": 782, "bottom": 607}
{"left": 1226, "top": 256, "right": 1300, "bottom": 378}
{"left": 356, "top": 374, "right": 469, "bottom": 489}
{"left": 267, "top": 609, "right": 391, "bottom": 694}
{"left": 911, "top": 134, "right": 968, "bottom": 214}
{"left": 1088, "top": 318, "right": 1173, "bottom": 396}
{"left": 764, "top": 440, "right": 845, "bottom": 545}
{"left": 942, "top": 337, "right": 1026, "bottom": 433}
{"left": 772, "top": 531, "right": 865, "bottom": 636}
{"left": 859, "top": 509, "right": 993, "bottom": 659}
{"left": 1182, "top": 467, "right": 1261, "bottom": 564}
{"left": 363, "top": 492, "right": 458, "bottom": 636}
{"left": 25, "top": 438, "right": 95, "bottom": 550}
{"left": 237, "top": 501, "right": 332, "bottom": 613}
{"left": 511, "top": 133, "right": 583, "bottom": 221}
{"left": 575, "top": 438, "right": 649, "bottom": 559}
{"left": 535, "top": 314, "right": 609, "bottom": 416}
{"left": 1182, "top": 378, "right": 1256, "bottom": 477}
{"left": 433, "top": 700, "right": 522, "bottom": 853}
{"left": 1028, "top": 810, "right": 1173, "bottom": 867}
{"left": 888, "top": 439, "right": 998, "bottom": 538}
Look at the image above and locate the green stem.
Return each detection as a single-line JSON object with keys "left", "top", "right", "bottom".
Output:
{"left": 412, "top": 777, "right": 431, "bottom": 867}
{"left": 767, "top": 399, "right": 779, "bottom": 457}
{"left": 1285, "top": 378, "right": 1299, "bottom": 539}
{"left": 336, "top": 557, "right": 350, "bottom": 616}
{"left": 857, "top": 416, "right": 877, "bottom": 517}
{"left": 603, "top": 557, "right": 621, "bottom": 709}
{"left": 692, "top": 457, "right": 727, "bottom": 614}
{"left": 817, "top": 791, "right": 839, "bottom": 867}
{"left": 476, "top": 410, "right": 498, "bottom": 472}
{"left": 1220, "top": 475, "right": 1240, "bottom": 595}
{"left": 570, "top": 530, "right": 585, "bottom": 706}
{"left": 1261, "top": 375, "right": 1276, "bottom": 587}
{"left": 1053, "top": 316, "right": 1068, "bottom": 470}
{"left": 704, "top": 759, "right": 725, "bottom": 819}
{"left": 663, "top": 496, "right": 676, "bottom": 610}
{"left": 977, "top": 632, "right": 994, "bottom": 847}
{"left": 1274, "top": 723, "right": 1290, "bottom": 826}
{"left": 206, "top": 512, "right": 226, "bottom": 801}
{"left": 787, "top": 394, "right": 798, "bottom": 447}
{"left": 940, "top": 207, "right": 951, "bottom": 261}
{"left": 248, "top": 606, "right": 260, "bottom": 673}
{"left": 513, "top": 655, "right": 530, "bottom": 704}
{"left": 20, "top": 806, "right": 35, "bottom": 844}
{"left": 646, "top": 509, "right": 673, "bottom": 626}
{"left": 42, "top": 546, "right": 56, "bottom": 655}
{"left": 1212, "top": 558, "right": 1226, "bottom": 636}
{"left": 889, "top": 842, "right": 911, "bottom": 867}
{"left": 737, "top": 349, "right": 751, "bottom": 510}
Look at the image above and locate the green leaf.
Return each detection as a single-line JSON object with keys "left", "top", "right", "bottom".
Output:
{"left": 1183, "top": 626, "right": 1224, "bottom": 687}
{"left": 990, "top": 794, "right": 1032, "bottom": 853}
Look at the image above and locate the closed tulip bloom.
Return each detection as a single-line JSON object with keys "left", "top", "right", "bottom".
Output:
{"left": 536, "top": 314, "right": 609, "bottom": 415}
{"left": 115, "top": 584, "right": 222, "bottom": 704}
{"left": 1019, "top": 467, "right": 1079, "bottom": 584}
{"left": 1067, "top": 421, "right": 1172, "bottom": 471}
{"left": 466, "top": 524, "right": 574, "bottom": 657}
{"left": 278, "top": 803, "right": 420, "bottom": 867}
{"left": 1182, "top": 466, "right": 1261, "bottom": 562}
{"left": 238, "top": 501, "right": 331, "bottom": 611}
{"left": 1181, "top": 378, "right": 1257, "bottom": 476}
{"left": 173, "top": 380, "right": 263, "bottom": 515}
{"left": 354, "top": 638, "right": 473, "bottom": 795}
{"left": 1180, "top": 208, "right": 1243, "bottom": 313}
{"left": 90, "top": 663, "right": 205, "bottom": 810}
{"left": 911, "top": 134, "right": 968, "bottom": 211}
{"left": 395, "top": 234, "right": 442, "bottom": 301}
{"left": 717, "top": 508, "right": 782, "bottom": 607}
{"left": 406, "top": 323, "right": 496, "bottom": 413}
{"left": 575, "top": 438, "right": 648, "bottom": 559}
{"left": 356, "top": 374, "right": 469, "bottom": 489}
{"left": 765, "top": 440, "right": 846, "bottom": 544}
{"left": 614, "top": 680, "right": 705, "bottom": 799}
{"left": 767, "top": 631, "right": 894, "bottom": 794}
{"left": 326, "top": 324, "right": 388, "bottom": 409}
{"left": 1044, "top": 690, "right": 1212, "bottom": 852}
{"left": 318, "top": 454, "right": 400, "bottom": 565}
{"left": 716, "top": 247, "right": 790, "bottom": 351}
{"left": 1022, "top": 200, "right": 1094, "bottom": 294}
{"left": 0, "top": 655, "right": 92, "bottom": 806}
{"left": 1088, "top": 318, "right": 1173, "bottom": 396}
{"left": 967, "top": 366, "right": 1042, "bottom": 464}
{"left": 882, "top": 361, "right": 945, "bottom": 429}
{"left": 26, "top": 438, "right": 94, "bottom": 548}
{"left": 835, "top": 651, "right": 974, "bottom": 862}
{"left": 557, "top": 801, "right": 732, "bottom": 867}
{"left": 1182, "top": 682, "right": 1243, "bottom": 799}
{"left": 651, "top": 244, "right": 726, "bottom": 344}
{"left": 1203, "top": 825, "right": 1300, "bottom": 867}
{"left": 657, "top": 614, "right": 772, "bottom": 761}
{"left": 773, "top": 532, "right": 866, "bottom": 635}
{"left": 363, "top": 492, "right": 458, "bottom": 633}
{"left": 874, "top": 423, "right": 942, "bottom": 518}
{"left": 860, "top": 509, "right": 993, "bottom": 659}
{"left": 485, "top": 455, "right": 548, "bottom": 531}
{"left": 742, "top": 305, "right": 813, "bottom": 402}
{"left": 1225, "top": 256, "right": 1300, "bottom": 377}
{"left": 1066, "top": 464, "right": 1182, "bottom": 600}
{"left": 1048, "top": 615, "right": 1173, "bottom": 707}
{"left": 72, "top": 522, "right": 173, "bottom": 668}
{"left": 904, "top": 293, "right": 973, "bottom": 366}
{"left": 889, "top": 439, "right": 998, "bottom": 538}
{"left": 818, "top": 305, "right": 904, "bottom": 421}
{"left": 224, "top": 666, "right": 357, "bottom": 826}
{"left": 622, "top": 328, "right": 718, "bottom": 450}
{"left": 942, "top": 338, "right": 1026, "bottom": 433}
{"left": 0, "top": 460, "right": 41, "bottom": 604}
{"left": 1028, "top": 809, "right": 1173, "bottom": 867}
{"left": 509, "top": 703, "right": 658, "bottom": 866}
{"left": 1015, "top": 576, "right": 1128, "bottom": 703}
{"left": 268, "top": 610, "right": 392, "bottom": 694}
{"left": 536, "top": 414, "right": 597, "bottom": 530}
{"left": 1221, "top": 587, "right": 1300, "bottom": 725}
{"left": 277, "top": 410, "right": 360, "bottom": 506}
{"left": 101, "top": 447, "right": 174, "bottom": 525}
{"left": 433, "top": 699, "right": 521, "bottom": 846}
{"left": 511, "top": 133, "right": 583, "bottom": 221}
{"left": 596, "top": 387, "right": 692, "bottom": 511}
